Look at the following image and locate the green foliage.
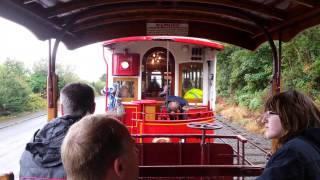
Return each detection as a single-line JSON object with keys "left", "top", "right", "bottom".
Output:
{"left": 99, "top": 73, "right": 106, "bottom": 82}
{"left": 0, "top": 58, "right": 81, "bottom": 114}
{"left": 25, "top": 93, "right": 46, "bottom": 112}
{"left": 217, "top": 25, "right": 320, "bottom": 111}
{"left": 90, "top": 80, "right": 105, "bottom": 95}
{"left": 0, "top": 60, "right": 32, "bottom": 112}
{"left": 57, "top": 65, "right": 80, "bottom": 91}
{"left": 28, "top": 59, "right": 47, "bottom": 96}
{"left": 27, "top": 59, "right": 81, "bottom": 96}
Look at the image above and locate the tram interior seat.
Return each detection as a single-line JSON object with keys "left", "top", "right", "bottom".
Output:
{"left": 137, "top": 143, "right": 233, "bottom": 165}
{"left": 137, "top": 143, "right": 233, "bottom": 179}
{"left": 0, "top": 172, "right": 14, "bottom": 180}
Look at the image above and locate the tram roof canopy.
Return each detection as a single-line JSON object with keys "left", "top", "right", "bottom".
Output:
{"left": 103, "top": 36, "right": 224, "bottom": 50}
{"left": 1, "top": 0, "right": 320, "bottom": 50}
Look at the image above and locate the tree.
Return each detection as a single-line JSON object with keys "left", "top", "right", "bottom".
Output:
{"left": 99, "top": 73, "right": 106, "bottom": 82}
{"left": 216, "top": 25, "right": 320, "bottom": 110}
{"left": 56, "top": 64, "right": 80, "bottom": 91}
{"left": 0, "top": 59, "right": 31, "bottom": 112}
{"left": 28, "top": 59, "right": 47, "bottom": 97}
{"left": 28, "top": 59, "right": 81, "bottom": 96}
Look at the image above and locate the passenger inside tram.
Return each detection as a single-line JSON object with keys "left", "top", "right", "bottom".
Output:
{"left": 148, "top": 76, "right": 161, "bottom": 97}
{"left": 119, "top": 85, "right": 130, "bottom": 98}
{"left": 166, "top": 95, "right": 189, "bottom": 120}
{"left": 182, "top": 78, "right": 203, "bottom": 100}
{"left": 257, "top": 90, "right": 320, "bottom": 180}
{"left": 19, "top": 83, "right": 96, "bottom": 180}
{"left": 61, "top": 114, "right": 139, "bottom": 180}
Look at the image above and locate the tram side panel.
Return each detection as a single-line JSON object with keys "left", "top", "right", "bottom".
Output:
{"left": 123, "top": 102, "right": 215, "bottom": 143}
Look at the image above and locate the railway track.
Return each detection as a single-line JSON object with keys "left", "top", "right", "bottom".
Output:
{"left": 215, "top": 114, "right": 270, "bottom": 179}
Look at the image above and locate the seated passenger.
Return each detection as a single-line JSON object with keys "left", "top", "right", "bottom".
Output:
{"left": 183, "top": 88, "right": 203, "bottom": 100}
{"left": 61, "top": 114, "right": 138, "bottom": 180}
{"left": 182, "top": 78, "right": 203, "bottom": 100}
{"left": 19, "top": 83, "right": 95, "bottom": 180}
{"left": 166, "top": 95, "right": 188, "bottom": 120}
{"left": 257, "top": 90, "right": 320, "bottom": 180}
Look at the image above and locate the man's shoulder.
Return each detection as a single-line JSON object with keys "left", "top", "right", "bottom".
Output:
{"left": 43, "top": 115, "right": 80, "bottom": 128}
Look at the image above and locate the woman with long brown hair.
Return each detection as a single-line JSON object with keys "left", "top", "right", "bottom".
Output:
{"left": 257, "top": 90, "right": 320, "bottom": 180}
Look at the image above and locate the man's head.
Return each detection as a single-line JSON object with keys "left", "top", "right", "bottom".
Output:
{"left": 168, "top": 101, "right": 181, "bottom": 113}
{"left": 61, "top": 114, "right": 139, "bottom": 180}
{"left": 60, "top": 83, "right": 95, "bottom": 116}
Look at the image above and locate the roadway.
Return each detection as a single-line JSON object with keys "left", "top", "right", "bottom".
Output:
{"left": 0, "top": 96, "right": 106, "bottom": 179}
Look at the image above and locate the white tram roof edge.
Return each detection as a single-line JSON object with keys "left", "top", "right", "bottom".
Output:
{"left": 103, "top": 36, "right": 224, "bottom": 50}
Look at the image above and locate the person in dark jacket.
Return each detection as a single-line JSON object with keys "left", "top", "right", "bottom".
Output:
{"left": 19, "top": 83, "right": 95, "bottom": 180}
{"left": 257, "top": 90, "right": 320, "bottom": 180}
{"left": 166, "top": 95, "right": 188, "bottom": 120}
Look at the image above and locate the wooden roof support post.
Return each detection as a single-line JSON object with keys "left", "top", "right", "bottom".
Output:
{"left": 270, "top": 33, "right": 282, "bottom": 153}
{"left": 46, "top": 16, "right": 79, "bottom": 121}
{"left": 248, "top": 13, "right": 282, "bottom": 154}
{"left": 47, "top": 39, "right": 59, "bottom": 121}
{"left": 264, "top": 30, "right": 282, "bottom": 153}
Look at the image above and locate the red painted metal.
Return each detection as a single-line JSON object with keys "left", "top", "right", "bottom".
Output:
{"left": 103, "top": 36, "right": 224, "bottom": 50}
{"left": 123, "top": 102, "right": 141, "bottom": 134}
{"left": 123, "top": 100, "right": 216, "bottom": 142}
{"left": 112, "top": 53, "right": 140, "bottom": 76}
{"left": 136, "top": 143, "right": 234, "bottom": 179}
{"left": 136, "top": 143, "right": 233, "bottom": 165}
{"left": 139, "top": 165, "right": 264, "bottom": 178}
{"left": 133, "top": 117, "right": 214, "bottom": 142}
{"left": 103, "top": 47, "right": 108, "bottom": 111}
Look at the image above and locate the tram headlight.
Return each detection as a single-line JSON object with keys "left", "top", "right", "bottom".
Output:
{"left": 121, "top": 61, "right": 130, "bottom": 69}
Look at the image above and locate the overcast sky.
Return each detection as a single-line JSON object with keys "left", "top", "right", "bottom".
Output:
{"left": 0, "top": 17, "right": 106, "bottom": 82}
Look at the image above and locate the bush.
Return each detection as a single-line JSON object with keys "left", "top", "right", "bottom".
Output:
{"left": 248, "top": 97, "right": 263, "bottom": 111}
{"left": 25, "top": 93, "right": 46, "bottom": 112}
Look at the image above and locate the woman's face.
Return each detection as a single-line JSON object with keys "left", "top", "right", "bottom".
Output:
{"left": 262, "top": 111, "right": 285, "bottom": 139}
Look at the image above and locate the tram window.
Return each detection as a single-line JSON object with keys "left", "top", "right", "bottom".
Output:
{"left": 113, "top": 78, "right": 138, "bottom": 101}
{"left": 142, "top": 48, "right": 175, "bottom": 99}
{"left": 179, "top": 63, "right": 203, "bottom": 102}
{"left": 150, "top": 71, "right": 162, "bottom": 88}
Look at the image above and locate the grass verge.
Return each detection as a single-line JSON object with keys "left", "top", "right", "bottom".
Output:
{"left": 216, "top": 98, "right": 265, "bottom": 134}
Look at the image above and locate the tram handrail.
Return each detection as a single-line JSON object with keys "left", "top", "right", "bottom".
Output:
{"left": 132, "top": 134, "right": 268, "bottom": 167}
{"left": 132, "top": 117, "right": 213, "bottom": 122}
{"left": 133, "top": 111, "right": 213, "bottom": 115}
{"left": 139, "top": 165, "right": 264, "bottom": 177}
{"left": 131, "top": 111, "right": 214, "bottom": 122}
{"left": 132, "top": 134, "right": 247, "bottom": 142}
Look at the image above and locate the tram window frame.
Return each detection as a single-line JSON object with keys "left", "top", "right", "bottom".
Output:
{"left": 142, "top": 48, "right": 175, "bottom": 99}
{"left": 113, "top": 77, "right": 138, "bottom": 102}
{"left": 179, "top": 62, "right": 203, "bottom": 103}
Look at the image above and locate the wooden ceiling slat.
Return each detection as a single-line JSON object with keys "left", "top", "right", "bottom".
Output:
{"left": 72, "top": 4, "right": 257, "bottom": 25}
{"left": 71, "top": 13, "right": 258, "bottom": 35}
{"left": 48, "top": 0, "right": 285, "bottom": 21}
{"left": 1, "top": 0, "right": 76, "bottom": 38}
{"left": 1, "top": 0, "right": 320, "bottom": 50}
{"left": 252, "top": 7, "right": 320, "bottom": 39}
{"left": 293, "top": 0, "right": 316, "bottom": 8}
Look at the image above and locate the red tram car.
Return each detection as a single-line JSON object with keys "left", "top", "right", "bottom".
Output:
{"left": 103, "top": 36, "right": 223, "bottom": 143}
